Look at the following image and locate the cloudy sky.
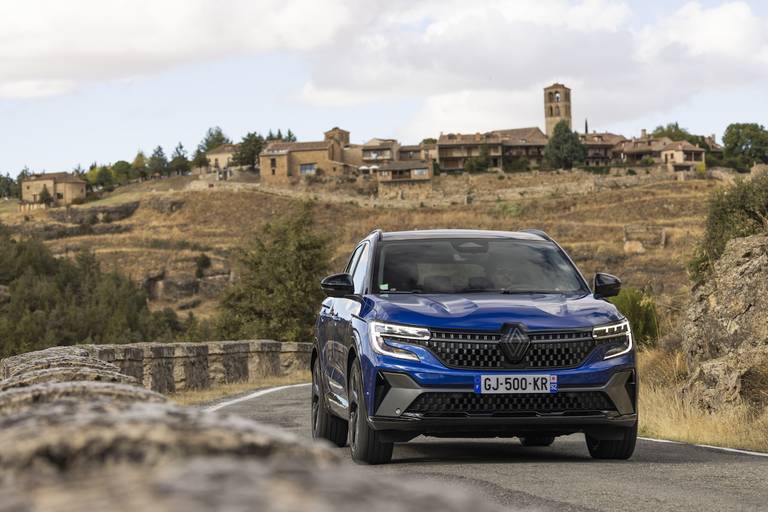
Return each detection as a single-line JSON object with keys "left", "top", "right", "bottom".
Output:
{"left": 2, "top": 0, "right": 768, "bottom": 175}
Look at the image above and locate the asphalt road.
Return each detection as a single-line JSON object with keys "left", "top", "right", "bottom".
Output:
{"left": 214, "top": 384, "right": 768, "bottom": 512}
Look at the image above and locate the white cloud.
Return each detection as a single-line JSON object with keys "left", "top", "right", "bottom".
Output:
{"left": 0, "top": 0, "right": 356, "bottom": 98}
{"left": 2, "top": 0, "right": 767, "bottom": 139}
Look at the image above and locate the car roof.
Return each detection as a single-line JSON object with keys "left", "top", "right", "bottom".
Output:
{"left": 377, "top": 229, "right": 550, "bottom": 242}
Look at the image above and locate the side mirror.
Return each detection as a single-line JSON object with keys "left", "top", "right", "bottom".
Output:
{"left": 594, "top": 272, "right": 621, "bottom": 298}
{"left": 320, "top": 273, "right": 355, "bottom": 298}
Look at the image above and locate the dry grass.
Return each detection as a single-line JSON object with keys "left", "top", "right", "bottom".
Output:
{"left": 638, "top": 349, "right": 768, "bottom": 452}
{"left": 168, "top": 370, "right": 310, "bottom": 406}
{"left": 5, "top": 175, "right": 720, "bottom": 325}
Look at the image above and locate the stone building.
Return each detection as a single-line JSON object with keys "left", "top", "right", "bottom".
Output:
{"left": 361, "top": 138, "right": 399, "bottom": 173}
{"left": 376, "top": 160, "right": 434, "bottom": 200}
{"left": 259, "top": 127, "right": 359, "bottom": 185}
{"left": 544, "top": 83, "right": 572, "bottom": 137}
{"left": 20, "top": 172, "right": 86, "bottom": 207}
{"left": 206, "top": 144, "right": 239, "bottom": 170}
{"left": 580, "top": 132, "right": 626, "bottom": 167}
{"left": 436, "top": 127, "right": 548, "bottom": 172}
{"left": 615, "top": 132, "right": 675, "bottom": 164}
{"left": 661, "top": 141, "right": 706, "bottom": 172}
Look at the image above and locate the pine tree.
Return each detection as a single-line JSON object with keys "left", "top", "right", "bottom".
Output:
{"left": 544, "top": 121, "right": 586, "bottom": 170}
{"left": 217, "top": 203, "right": 330, "bottom": 341}
{"left": 169, "top": 143, "right": 190, "bottom": 175}
{"left": 148, "top": 146, "right": 169, "bottom": 176}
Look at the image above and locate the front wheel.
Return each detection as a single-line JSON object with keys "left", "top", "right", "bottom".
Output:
{"left": 585, "top": 422, "right": 637, "bottom": 460}
{"left": 348, "top": 360, "right": 393, "bottom": 464}
{"left": 311, "top": 357, "right": 348, "bottom": 447}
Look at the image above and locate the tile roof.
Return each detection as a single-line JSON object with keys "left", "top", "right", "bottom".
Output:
{"left": 206, "top": 143, "right": 239, "bottom": 154}
{"left": 581, "top": 132, "right": 626, "bottom": 146}
{"left": 363, "top": 138, "right": 398, "bottom": 149}
{"left": 662, "top": 140, "right": 705, "bottom": 152}
{"left": 438, "top": 127, "right": 548, "bottom": 146}
{"left": 262, "top": 140, "right": 329, "bottom": 153}
{"left": 617, "top": 136, "right": 674, "bottom": 154}
{"left": 25, "top": 172, "right": 86, "bottom": 184}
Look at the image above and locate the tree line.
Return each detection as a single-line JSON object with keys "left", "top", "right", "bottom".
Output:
{"left": 1, "top": 126, "right": 297, "bottom": 196}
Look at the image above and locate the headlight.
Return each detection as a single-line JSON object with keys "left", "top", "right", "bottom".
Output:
{"left": 369, "top": 321, "right": 428, "bottom": 362}
{"left": 593, "top": 319, "right": 633, "bottom": 359}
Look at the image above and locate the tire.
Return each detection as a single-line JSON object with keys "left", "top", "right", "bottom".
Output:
{"left": 311, "top": 357, "right": 348, "bottom": 447}
{"left": 520, "top": 435, "right": 555, "bottom": 447}
{"left": 348, "top": 360, "right": 393, "bottom": 465}
{"left": 585, "top": 422, "right": 637, "bottom": 460}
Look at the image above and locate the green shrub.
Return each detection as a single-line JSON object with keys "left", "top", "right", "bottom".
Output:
{"left": 627, "top": 168, "right": 637, "bottom": 176}
{"left": 640, "top": 156, "right": 656, "bottom": 167}
{"left": 216, "top": 202, "right": 330, "bottom": 342}
{"left": 0, "top": 228, "right": 184, "bottom": 357}
{"left": 495, "top": 202, "right": 523, "bottom": 218}
{"left": 689, "top": 174, "right": 768, "bottom": 283}
{"left": 195, "top": 253, "right": 211, "bottom": 278}
{"left": 503, "top": 156, "right": 529, "bottom": 173}
{"left": 609, "top": 287, "right": 660, "bottom": 349}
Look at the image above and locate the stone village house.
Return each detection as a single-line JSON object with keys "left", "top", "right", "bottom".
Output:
{"left": 20, "top": 172, "right": 86, "bottom": 208}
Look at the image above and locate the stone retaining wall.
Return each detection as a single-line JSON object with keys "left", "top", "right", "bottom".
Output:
{"left": 0, "top": 340, "right": 311, "bottom": 393}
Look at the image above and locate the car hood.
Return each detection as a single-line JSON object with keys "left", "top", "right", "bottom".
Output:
{"left": 367, "top": 293, "right": 622, "bottom": 332}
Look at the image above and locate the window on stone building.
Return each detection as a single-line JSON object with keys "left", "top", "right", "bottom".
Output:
{"left": 270, "top": 158, "right": 276, "bottom": 168}
{"left": 300, "top": 163, "right": 316, "bottom": 176}
{"left": 555, "top": 106, "right": 560, "bottom": 116}
{"left": 555, "top": 92, "right": 561, "bottom": 102}
{"left": 548, "top": 91, "right": 554, "bottom": 102}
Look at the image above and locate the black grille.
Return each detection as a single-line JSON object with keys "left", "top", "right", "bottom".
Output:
{"left": 406, "top": 391, "right": 614, "bottom": 416}
{"left": 394, "top": 330, "right": 597, "bottom": 370}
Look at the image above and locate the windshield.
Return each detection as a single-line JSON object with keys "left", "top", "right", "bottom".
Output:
{"left": 374, "top": 238, "right": 587, "bottom": 294}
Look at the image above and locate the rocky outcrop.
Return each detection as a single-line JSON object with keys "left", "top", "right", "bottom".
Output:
{"left": 47, "top": 201, "right": 140, "bottom": 225}
{"left": 143, "top": 196, "right": 185, "bottom": 214}
{"left": 682, "top": 234, "right": 768, "bottom": 410}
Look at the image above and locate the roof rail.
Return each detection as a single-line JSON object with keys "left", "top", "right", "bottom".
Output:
{"left": 369, "top": 229, "right": 383, "bottom": 241}
{"left": 521, "top": 229, "right": 552, "bottom": 242}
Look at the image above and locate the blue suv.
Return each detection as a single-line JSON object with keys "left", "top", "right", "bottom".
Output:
{"left": 312, "top": 229, "right": 637, "bottom": 464}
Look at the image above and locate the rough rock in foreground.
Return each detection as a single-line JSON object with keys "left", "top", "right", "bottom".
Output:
{"left": 682, "top": 234, "right": 768, "bottom": 410}
{"left": 0, "top": 456, "right": 503, "bottom": 512}
{"left": 0, "top": 381, "right": 166, "bottom": 416}
{"left": 0, "top": 367, "right": 139, "bottom": 392}
{"left": 0, "top": 400, "right": 336, "bottom": 482}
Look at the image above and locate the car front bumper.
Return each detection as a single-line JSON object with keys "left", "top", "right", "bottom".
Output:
{"left": 367, "top": 366, "right": 637, "bottom": 439}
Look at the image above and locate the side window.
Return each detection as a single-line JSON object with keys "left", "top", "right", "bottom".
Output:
{"left": 352, "top": 243, "right": 370, "bottom": 294}
{"left": 345, "top": 245, "right": 364, "bottom": 275}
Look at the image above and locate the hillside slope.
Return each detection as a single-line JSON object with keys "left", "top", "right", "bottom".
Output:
{"left": 1, "top": 176, "right": 719, "bottom": 323}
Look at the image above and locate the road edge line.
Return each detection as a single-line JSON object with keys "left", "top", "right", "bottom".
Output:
{"left": 204, "top": 382, "right": 311, "bottom": 412}
{"left": 639, "top": 437, "right": 768, "bottom": 458}
{"left": 205, "top": 384, "right": 768, "bottom": 458}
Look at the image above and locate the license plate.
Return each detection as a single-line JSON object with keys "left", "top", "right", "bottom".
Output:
{"left": 475, "top": 374, "right": 557, "bottom": 394}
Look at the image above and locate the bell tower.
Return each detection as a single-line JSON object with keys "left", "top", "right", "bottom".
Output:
{"left": 544, "top": 83, "right": 572, "bottom": 137}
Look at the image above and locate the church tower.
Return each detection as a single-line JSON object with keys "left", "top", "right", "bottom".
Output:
{"left": 544, "top": 83, "right": 572, "bottom": 137}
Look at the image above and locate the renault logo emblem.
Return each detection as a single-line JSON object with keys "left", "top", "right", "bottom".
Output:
{"left": 500, "top": 325, "right": 530, "bottom": 363}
